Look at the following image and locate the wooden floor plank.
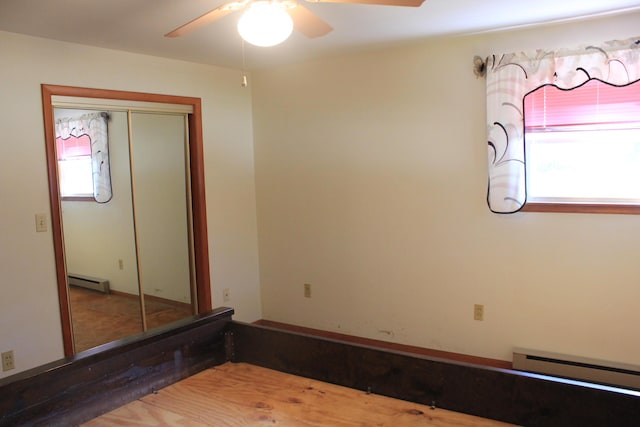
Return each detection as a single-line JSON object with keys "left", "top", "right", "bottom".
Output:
{"left": 140, "top": 367, "right": 317, "bottom": 427}
{"left": 86, "top": 363, "right": 519, "bottom": 427}
{"left": 82, "top": 400, "right": 210, "bottom": 426}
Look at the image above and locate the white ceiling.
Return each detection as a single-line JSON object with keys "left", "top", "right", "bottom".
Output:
{"left": 1, "top": 0, "right": 640, "bottom": 69}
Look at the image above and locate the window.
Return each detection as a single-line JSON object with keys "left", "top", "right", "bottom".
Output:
{"left": 484, "top": 35, "right": 640, "bottom": 214}
{"left": 523, "top": 79, "right": 640, "bottom": 213}
{"left": 56, "top": 133, "right": 94, "bottom": 198}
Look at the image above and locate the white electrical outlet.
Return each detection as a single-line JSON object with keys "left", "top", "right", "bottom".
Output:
{"left": 304, "top": 283, "right": 311, "bottom": 298}
{"left": 2, "top": 350, "right": 15, "bottom": 371}
{"left": 223, "top": 288, "right": 230, "bottom": 303}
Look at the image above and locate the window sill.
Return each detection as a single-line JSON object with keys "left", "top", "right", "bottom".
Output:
{"left": 61, "top": 196, "right": 95, "bottom": 202}
{"left": 522, "top": 202, "right": 640, "bottom": 215}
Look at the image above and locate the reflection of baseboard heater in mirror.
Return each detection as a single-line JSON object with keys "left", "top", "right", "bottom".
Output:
{"left": 68, "top": 274, "right": 110, "bottom": 294}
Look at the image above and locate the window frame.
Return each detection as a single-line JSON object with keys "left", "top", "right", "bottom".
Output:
{"left": 61, "top": 195, "right": 95, "bottom": 202}
{"left": 522, "top": 79, "right": 640, "bottom": 215}
{"left": 521, "top": 202, "right": 640, "bottom": 215}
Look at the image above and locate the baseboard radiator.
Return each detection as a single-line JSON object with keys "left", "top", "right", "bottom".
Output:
{"left": 513, "top": 347, "right": 640, "bottom": 390}
{"left": 68, "top": 273, "right": 110, "bottom": 293}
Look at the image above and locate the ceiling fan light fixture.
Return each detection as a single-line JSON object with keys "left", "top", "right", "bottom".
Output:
{"left": 237, "top": 1, "right": 294, "bottom": 47}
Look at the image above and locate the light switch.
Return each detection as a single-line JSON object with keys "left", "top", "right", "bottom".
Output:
{"left": 35, "top": 213, "right": 47, "bottom": 232}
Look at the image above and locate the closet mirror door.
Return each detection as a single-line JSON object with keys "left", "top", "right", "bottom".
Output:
{"left": 44, "top": 85, "right": 212, "bottom": 357}
{"left": 57, "top": 108, "right": 195, "bottom": 353}
{"left": 57, "top": 109, "right": 143, "bottom": 353}
{"left": 129, "top": 112, "right": 195, "bottom": 329}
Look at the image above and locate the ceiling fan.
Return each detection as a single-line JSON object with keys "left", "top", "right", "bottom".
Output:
{"left": 165, "top": 0, "right": 426, "bottom": 47}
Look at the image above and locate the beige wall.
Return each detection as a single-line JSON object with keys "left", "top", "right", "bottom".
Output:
{"left": 0, "top": 31, "right": 262, "bottom": 378}
{"left": 252, "top": 13, "right": 640, "bottom": 364}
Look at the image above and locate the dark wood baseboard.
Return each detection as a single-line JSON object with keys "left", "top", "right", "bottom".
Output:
{"left": 4, "top": 310, "right": 638, "bottom": 427}
{"left": 0, "top": 307, "right": 234, "bottom": 427}
{"left": 231, "top": 321, "right": 640, "bottom": 427}
{"left": 254, "top": 319, "right": 512, "bottom": 369}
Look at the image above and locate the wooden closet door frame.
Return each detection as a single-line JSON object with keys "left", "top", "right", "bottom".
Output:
{"left": 42, "top": 84, "right": 212, "bottom": 357}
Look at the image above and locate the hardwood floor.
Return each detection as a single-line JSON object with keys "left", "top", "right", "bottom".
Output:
{"left": 83, "top": 362, "right": 519, "bottom": 426}
{"left": 70, "top": 287, "right": 193, "bottom": 353}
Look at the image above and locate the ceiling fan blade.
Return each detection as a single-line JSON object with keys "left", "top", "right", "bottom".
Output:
{"left": 165, "top": 2, "right": 246, "bottom": 38}
{"left": 306, "top": 0, "right": 425, "bottom": 6}
{"left": 289, "top": 4, "right": 333, "bottom": 38}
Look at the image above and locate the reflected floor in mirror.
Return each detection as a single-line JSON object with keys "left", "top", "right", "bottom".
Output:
{"left": 70, "top": 286, "right": 193, "bottom": 353}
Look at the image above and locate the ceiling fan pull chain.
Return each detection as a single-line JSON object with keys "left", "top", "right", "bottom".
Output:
{"left": 241, "top": 38, "right": 249, "bottom": 88}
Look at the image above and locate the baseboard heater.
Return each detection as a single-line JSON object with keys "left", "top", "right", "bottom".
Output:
{"left": 513, "top": 347, "right": 640, "bottom": 390}
{"left": 68, "top": 273, "right": 110, "bottom": 293}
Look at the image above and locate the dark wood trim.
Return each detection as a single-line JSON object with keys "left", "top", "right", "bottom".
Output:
{"left": 0, "top": 307, "right": 233, "bottom": 427}
{"left": 4, "top": 315, "right": 639, "bottom": 426}
{"left": 228, "top": 322, "right": 640, "bottom": 427}
{"left": 523, "top": 202, "right": 640, "bottom": 215}
{"left": 254, "top": 319, "right": 511, "bottom": 369}
{"left": 41, "top": 84, "right": 211, "bottom": 357}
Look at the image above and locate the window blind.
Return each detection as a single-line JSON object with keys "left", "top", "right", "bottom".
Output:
{"left": 525, "top": 79, "right": 640, "bottom": 130}
{"left": 56, "top": 134, "right": 92, "bottom": 159}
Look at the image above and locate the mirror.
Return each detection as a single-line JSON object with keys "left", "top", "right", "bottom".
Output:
{"left": 57, "top": 109, "right": 143, "bottom": 351}
{"left": 129, "top": 112, "right": 195, "bottom": 332}
{"left": 42, "top": 85, "right": 212, "bottom": 356}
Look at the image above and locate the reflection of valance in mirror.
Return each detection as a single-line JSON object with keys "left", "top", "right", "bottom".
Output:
{"left": 485, "top": 36, "right": 640, "bottom": 213}
{"left": 55, "top": 112, "right": 112, "bottom": 203}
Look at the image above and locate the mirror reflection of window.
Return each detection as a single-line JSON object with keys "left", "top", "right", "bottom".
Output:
{"left": 55, "top": 111, "right": 112, "bottom": 203}
{"left": 57, "top": 133, "right": 93, "bottom": 197}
